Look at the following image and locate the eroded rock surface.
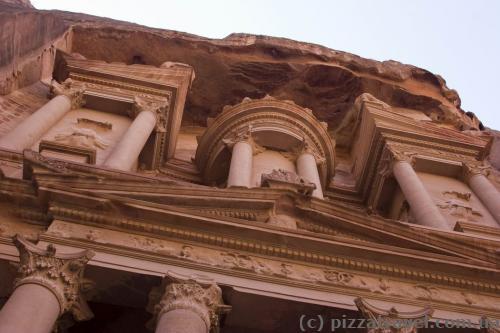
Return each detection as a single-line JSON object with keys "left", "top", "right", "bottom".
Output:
{"left": 0, "top": 0, "right": 487, "bottom": 137}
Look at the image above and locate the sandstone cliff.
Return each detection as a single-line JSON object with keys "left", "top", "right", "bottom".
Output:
{"left": 0, "top": 0, "right": 485, "bottom": 134}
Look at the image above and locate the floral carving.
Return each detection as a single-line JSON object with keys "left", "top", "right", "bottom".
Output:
{"left": 355, "top": 297, "right": 433, "bottom": 333}
{"left": 13, "top": 235, "right": 95, "bottom": 321}
{"left": 49, "top": 79, "right": 86, "bottom": 109}
{"left": 323, "top": 270, "right": 353, "bottom": 284}
{"left": 24, "top": 150, "right": 70, "bottom": 174}
{"left": 133, "top": 96, "right": 169, "bottom": 131}
{"left": 148, "top": 272, "right": 230, "bottom": 332}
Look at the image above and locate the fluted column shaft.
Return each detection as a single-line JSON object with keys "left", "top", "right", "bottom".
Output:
{"left": 227, "top": 140, "right": 253, "bottom": 188}
{"left": 296, "top": 152, "right": 323, "bottom": 199}
{"left": 0, "top": 236, "right": 94, "bottom": 333}
{"left": 468, "top": 172, "right": 500, "bottom": 225}
{"left": 0, "top": 95, "right": 74, "bottom": 151}
{"left": 104, "top": 110, "right": 157, "bottom": 171}
{"left": 393, "top": 160, "right": 449, "bottom": 229}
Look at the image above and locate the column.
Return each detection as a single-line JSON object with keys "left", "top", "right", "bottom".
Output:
{"left": 392, "top": 157, "right": 449, "bottom": 229}
{"left": 355, "top": 297, "right": 433, "bottom": 333}
{"left": 0, "top": 86, "right": 84, "bottom": 151}
{"left": 223, "top": 126, "right": 254, "bottom": 188}
{"left": 295, "top": 139, "right": 324, "bottom": 199}
{"left": 465, "top": 164, "right": 500, "bottom": 225}
{"left": 149, "top": 273, "right": 230, "bottom": 333}
{"left": 0, "top": 235, "right": 94, "bottom": 333}
{"left": 103, "top": 106, "right": 157, "bottom": 171}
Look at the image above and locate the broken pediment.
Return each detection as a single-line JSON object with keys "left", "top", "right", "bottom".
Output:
{"left": 52, "top": 51, "right": 195, "bottom": 167}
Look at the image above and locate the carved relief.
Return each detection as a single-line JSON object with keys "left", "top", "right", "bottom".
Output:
{"left": 132, "top": 96, "right": 169, "bottom": 132}
{"left": 46, "top": 221, "right": 500, "bottom": 312}
{"left": 437, "top": 190, "right": 482, "bottom": 223}
{"left": 355, "top": 297, "right": 433, "bottom": 333}
{"left": 222, "top": 124, "right": 266, "bottom": 154}
{"left": 261, "top": 169, "right": 316, "bottom": 196}
{"left": 24, "top": 150, "right": 70, "bottom": 173}
{"left": 54, "top": 127, "right": 109, "bottom": 150}
{"left": 463, "top": 162, "right": 493, "bottom": 182}
{"left": 288, "top": 137, "right": 326, "bottom": 165}
{"left": 12, "top": 235, "right": 95, "bottom": 321}
{"left": 49, "top": 79, "right": 86, "bottom": 110}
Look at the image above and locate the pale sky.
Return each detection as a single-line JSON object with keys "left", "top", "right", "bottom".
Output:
{"left": 32, "top": 0, "right": 500, "bottom": 129}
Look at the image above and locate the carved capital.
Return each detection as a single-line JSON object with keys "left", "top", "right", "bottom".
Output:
{"left": 149, "top": 272, "right": 230, "bottom": 332}
{"left": 285, "top": 137, "right": 326, "bottom": 165}
{"left": 261, "top": 169, "right": 316, "bottom": 196}
{"left": 378, "top": 146, "right": 417, "bottom": 177}
{"left": 463, "top": 162, "right": 492, "bottom": 182}
{"left": 132, "top": 96, "right": 169, "bottom": 132}
{"left": 13, "top": 235, "right": 95, "bottom": 321}
{"left": 222, "top": 124, "right": 265, "bottom": 154}
{"left": 50, "top": 79, "right": 86, "bottom": 109}
{"left": 355, "top": 298, "right": 432, "bottom": 333}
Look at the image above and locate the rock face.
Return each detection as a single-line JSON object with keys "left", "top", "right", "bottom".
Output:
{"left": 0, "top": 0, "right": 485, "bottom": 135}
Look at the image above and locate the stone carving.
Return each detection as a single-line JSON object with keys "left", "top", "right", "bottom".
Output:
{"left": 148, "top": 271, "right": 231, "bottom": 332}
{"left": 76, "top": 118, "right": 112, "bottom": 130}
{"left": 49, "top": 79, "right": 86, "bottom": 110}
{"left": 323, "top": 270, "right": 353, "bottom": 284}
{"left": 54, "top": 127, "right": 109, "bottom": 150}
{"left": 437, "top": 190, "right": 482, "bottom": 222}
{"left": 261, "top": 169, "right": 316, "bottom": 196}
{"left": 220, "top": 252, "right": 275, "bottom": 275}
{"left": 288, "top": 137, "right": 326, "bottom": 165}
{"left": 133, "top": 96, "right": 169, "bottom": 131}
{"left": 355, "top": 297, "right": 433, "bottom": 333}
{"left": 24, "top": 150, "right": 70, "bottom": 174}
{"left": 378, "top": 146, "right": 417, "bottom": 177}
{"left": 13, "top": 235, "right": 95, "bottom": 321}
{"left": 463, "top": 162, "right": 493, "bottom": 181}
{"left": 222, "top": 124, "right": 265, "bottom": 154}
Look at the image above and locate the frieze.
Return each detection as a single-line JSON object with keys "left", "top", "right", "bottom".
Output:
{"left": 46, "top": 207, "right": 500, "bottom": 294}
{"left": 44, "top": 221, "right": 500, "bottom": 312}
{"left": 261, "top": 169, "right": 316, "bottom": 196}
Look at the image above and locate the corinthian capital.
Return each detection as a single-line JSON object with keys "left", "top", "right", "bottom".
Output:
{"left": 286, "top": 137, "right": 326, "bottom": 165}
{"left": 12, "top": 235, "right": 95, "bottom": 321}
{"left": 49, "top": 79, "right": 86, "bottom": 109}
{"left": 463, "top": 162, "right": 492, "bottom": 182}
{"left": 149, "top": 272, "right": 231, "bottom": 332}
{"left": 132, "top": 96, "right": 169, "bottom": 131}
{"left": 222, "top": 124, "right": 265, "bottom": 154}
{"left": 378, "top": 146, "right": 417, "bottom": 177}
{"left": 355, "top": 298, "right": 432, "bottom": 333}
